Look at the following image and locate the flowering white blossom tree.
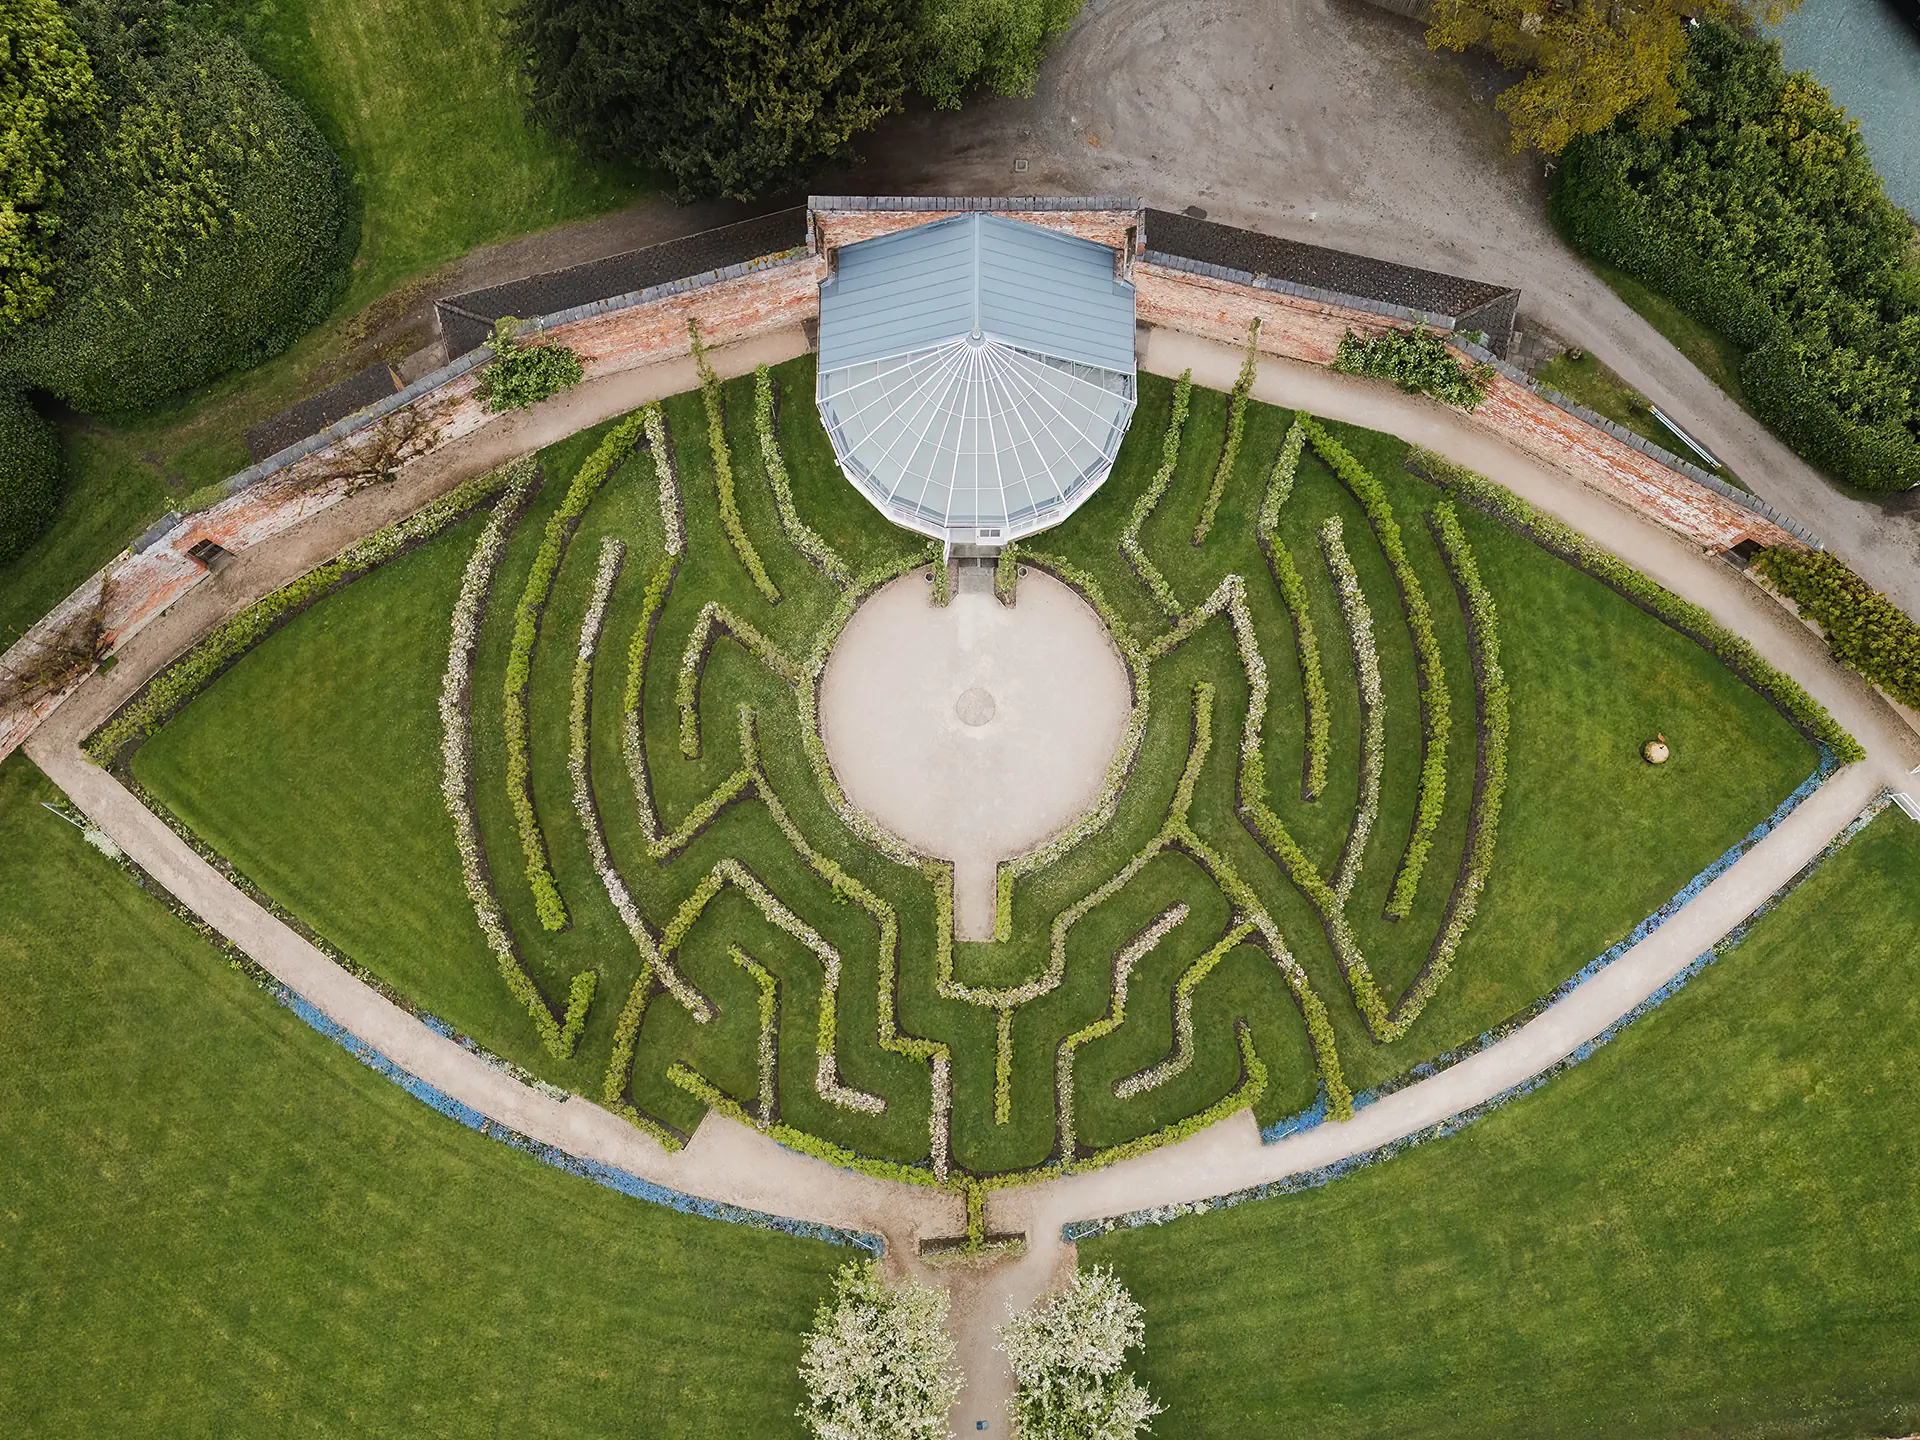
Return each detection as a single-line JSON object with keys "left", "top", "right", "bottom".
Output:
{"left": 799, "top": 1260, "right": 961, "bottom": 1440}
{"left": 999, "top": 1266, "right": 1160, "bottom": 1440}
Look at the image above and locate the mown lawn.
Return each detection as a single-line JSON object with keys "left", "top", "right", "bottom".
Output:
{"left": 0, "top": 752, "right": 843, "bottom": 1437}
{"left": 1083, "top": 808, "right": 1920, "bottom": 1438}
{"left": 131, "top": 361, "right": 1816, "bottom": 1179}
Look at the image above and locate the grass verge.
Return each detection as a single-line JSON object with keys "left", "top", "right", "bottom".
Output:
{"left": 0, "top": 751, "right": 841, "bottom": 1435}
{"left": 1084, "top": 807, "right": 1920, "bottom": 1437}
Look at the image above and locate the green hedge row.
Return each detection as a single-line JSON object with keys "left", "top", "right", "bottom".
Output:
{"left": 1120, "top": 368, "right": 1192, "bottom": 616}
{"left": 1254, "top": 419, "right": 1329, "bottom": 801}
{"left": 690, "top": 321, "right": 779, "bottom": 602}
{"left": 1409, "top": 446, "right": 1864, "bottom": 763}
{"left": 1192, "top": 320, "right": 1260, "bottom": 545}
{"left": 1753, "top": 549, "right": 1920, "bottom": 710}
{"left": 1305, "top": 420, "right": 1453, "bottom": 920}
{"left": 503, "top": 413, "right": 646, "bottom": 931}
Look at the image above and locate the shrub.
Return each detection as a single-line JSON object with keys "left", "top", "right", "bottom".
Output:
{"left": 1549, "top": 22, "right": 1920, "bottom": 492}
{"left": 1333, "top": 326, "right": 1492, "bottom": 410}
{"left": 476, "top": 318, "right": 584, "bottom": 413}
{"left": 1000, "top": 1267, "right": 1160, "bottom": 1440}
{"left": 913, "top": 0, "right": 1084, "bottom": 107}
{"left": 1753, "top": 548, "right": 1920, "bottom": 710}
{"left": 4, "top": 9, "right": 353, "bottom": 412}
{"left": 0, "top": 388, "right": 62, "bottom": 564}
{"left": 797, "top": 1259, "right": 960, "bottom": 1440}
{"left": 0, "top": 0, "right": 103, "bottom": 334}
{"left": 514, "top": 0, "right": 912, "bottom": 201}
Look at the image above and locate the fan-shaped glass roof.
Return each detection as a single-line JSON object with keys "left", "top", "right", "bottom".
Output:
{"left": 816, "top": 212, "right": 1137, "bottom": 545}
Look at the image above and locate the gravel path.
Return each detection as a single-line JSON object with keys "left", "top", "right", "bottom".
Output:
{"left": 25, "top": 331, "right": 1919, "bottom": 1432}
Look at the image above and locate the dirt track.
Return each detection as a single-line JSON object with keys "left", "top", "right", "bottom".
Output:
{"left": 410, "top": 0, "right": 1920, "bottom": 619}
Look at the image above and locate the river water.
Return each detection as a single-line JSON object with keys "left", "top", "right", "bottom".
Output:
{"left": 1769, "top": 0, "right": 1920, "bottom": 219}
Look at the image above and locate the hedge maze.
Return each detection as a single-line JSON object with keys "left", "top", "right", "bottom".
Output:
{"left": 108, "top": 353, "right": 1838, "bottom": 1226}
{"left": 432, "top": 352, "right": 1521, "bottom": 1199}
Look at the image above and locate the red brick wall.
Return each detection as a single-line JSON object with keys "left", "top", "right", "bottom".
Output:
{"left": 1136, "top": 261, "right": 1800, "bottom": 552}
{"left": 812, "top": 208, "right": 1139, "bottom": 260}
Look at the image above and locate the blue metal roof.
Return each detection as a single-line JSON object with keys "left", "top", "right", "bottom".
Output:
{"left": 819, "top": 213, "right": 1136, "bottom": 373}
{"left": 815, "top": 213, "right": 1138, "bottom": 545}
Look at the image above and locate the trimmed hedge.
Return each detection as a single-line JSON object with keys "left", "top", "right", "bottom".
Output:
{"left": 504, "top": 414, "right": 646, "bottom": 931}
{"left": 1753, "top": 548, "right": 1920, "bottom": 710}
{"left": 1120, "top": 368, "right": 1193, "bottom": 616}
{"left": 1306, "top": 420, "right": 1452, "bottom": 919}
{"left": 4, "top": 15, "right": 353, "bottom": 413}
{"left": 690, "top": 320, "right": 779, "bottom": 602}
{"left": 1409, "top": 446, "right": 1865, "bottom": 763}
{"left": 0, "top": 388, "right": 62, "bottom": 564}
{"left": 1192, "top": 320, "right": 1260, "bottom": 545}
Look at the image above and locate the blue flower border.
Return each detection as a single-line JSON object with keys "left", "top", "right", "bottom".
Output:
{"left": 274, "top": 981, "right": 884, "bottom": 1253}
{"left": 1062, "top": 787, "right": 1893, "bottom": 1243}
{"left": 1259, "top": 744, "right": 1839, "bottom": 1143}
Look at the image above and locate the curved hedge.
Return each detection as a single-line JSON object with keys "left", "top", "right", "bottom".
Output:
{"left": 0, "top": 388, "right": 63, "bottom": 564}
{"left": 2, "top": 16, "right": 353, "bottom": 413}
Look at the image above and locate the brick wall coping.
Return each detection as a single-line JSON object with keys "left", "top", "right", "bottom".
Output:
{"left": 1142, "top": 248, "right": 1463, "bottom": 333}
{"left": 1448, "top": 334, "right": 1825, "bottom": 550}
{"left": 808, "top": 194, "right": 1142, "bottom": 214}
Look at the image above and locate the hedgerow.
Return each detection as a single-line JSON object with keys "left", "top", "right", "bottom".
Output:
{"left": 1752, "top": 548, "right": 1920, "bottom": 710}
{"left": 1548, "top": 22, "right": 1920, "bottom": 492}
{"left": 1305, "top": 420, "right": 1452, "bottom": 918}
{"left": 0, "top": 388, "right": 62, "bottom": 563}
{"left": 690, "top": 318, "right": 780, "bottom": 601}
{"left": 435, "top": 459, "right": 597, "bottom": 1059}
{"left": 1120, "top": 369, "right": 1192, "bottom": 616}
{"left": 1192, "top": 320, "right": 1260, "bottom": 545}
{"left": 503, "top": 413, "right": 646, "bottom": 930}
{"left": 1255, "top": 419, "right": 1329, "bottom": 799}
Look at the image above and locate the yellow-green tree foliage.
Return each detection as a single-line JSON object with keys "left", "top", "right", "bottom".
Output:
{"left": 0, "top": 0, "right": 103, "bottom": 333}
{"left": 1426, "top": 0, "right": 1797, "bottom": 154}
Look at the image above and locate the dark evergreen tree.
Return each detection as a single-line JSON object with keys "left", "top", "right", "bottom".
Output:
{"left": 513, "top": 0, "right": 911, "bottom": 201}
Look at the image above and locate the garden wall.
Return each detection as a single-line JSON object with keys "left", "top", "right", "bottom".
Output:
{"left": 0, "top": 199, "right": 1818, "bottom": 762}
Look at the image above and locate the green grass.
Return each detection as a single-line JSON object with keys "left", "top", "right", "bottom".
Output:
{"left": 0, "top": 429, "right": 170, "bottom": 644}
{"left": 1585, "top": 255, "right": 1752, "bottom": 412}
{"left": 0, "top": 752, "right": 844, "bottom": 1435}
{"left": 1535, "top": 348, "right": 1740, "bottom": 485}
{"left": 129, "top": 362, "right": 1816, "bottom": 1181}
{"left": 0, "top": 0, "right": 643, "bottom": 649}
{"left": 1084, "top": 807, "right": 1920, "bottom": 1437}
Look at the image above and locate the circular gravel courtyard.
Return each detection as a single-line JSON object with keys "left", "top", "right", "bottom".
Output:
{"left": 818, "top": 568, "right": 1132, "bottom": 939}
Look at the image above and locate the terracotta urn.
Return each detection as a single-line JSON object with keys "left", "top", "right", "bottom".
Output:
{"left": 1642, "top": 733, "right": 1670, "bottom": 765}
